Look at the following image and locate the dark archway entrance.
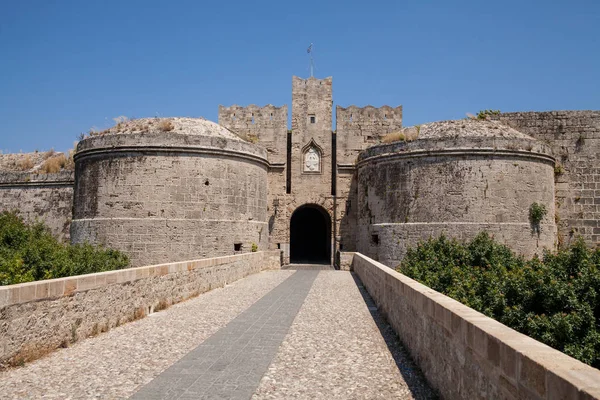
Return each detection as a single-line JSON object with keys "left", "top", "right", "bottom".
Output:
{"left": 290, "top": 204, "right": 331, "bottom": 264}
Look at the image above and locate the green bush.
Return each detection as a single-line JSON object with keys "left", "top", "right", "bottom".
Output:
{"left": 398, "top": 233, "right": 600, "bottom": 368}
{"left": 0, "top": 211, "right": 129, "bottom": 286}
{"left": 529, "top": 202, "right": 547, "bottom": 225}
{"left": 477, "top": 109, "right": 501, "bottom": 120}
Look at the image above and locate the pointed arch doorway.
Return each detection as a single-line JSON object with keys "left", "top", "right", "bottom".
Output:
{"left": 290, "top": 204, "right": 331, "bottom": 264}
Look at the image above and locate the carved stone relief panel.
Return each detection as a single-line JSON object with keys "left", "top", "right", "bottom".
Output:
{"left": 304, "top": 146, "right": 321, "bottom": 172}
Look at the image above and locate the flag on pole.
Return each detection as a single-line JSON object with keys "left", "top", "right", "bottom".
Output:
{"left": 307, "top": 43, "right": 313, "bottom": 53}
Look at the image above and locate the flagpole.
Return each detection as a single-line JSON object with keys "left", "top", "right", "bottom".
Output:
{"left": 307, "top": 43, "right": 314, "bottom": 77}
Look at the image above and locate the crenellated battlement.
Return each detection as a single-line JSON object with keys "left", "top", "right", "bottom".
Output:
{"left": 218, "top": 104, "right": 288, "bottom": 164}
{"left": 291, "top": 76, "right": 333, "bottom": 89}
{"left": 335, "top": 105, "right": 403, "bottom": 164}
{"left": 218, "top": 104, "right": 288, "bottom": 128}
{"left": 336, "top": 105, "right": 403, "bottom": 125}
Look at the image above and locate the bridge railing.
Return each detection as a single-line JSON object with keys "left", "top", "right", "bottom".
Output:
{"left": 0, "top": 250, "right": 281, "bottom": 369}
{"left": 352, "top": 252, "right": 600, "bottom": 400}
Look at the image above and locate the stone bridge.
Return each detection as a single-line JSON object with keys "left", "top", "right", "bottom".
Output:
{"left": 1, "top": 252, "right": 599, "bottom": 399}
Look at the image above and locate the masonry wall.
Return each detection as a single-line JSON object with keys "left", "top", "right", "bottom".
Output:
{"left": 491, "top": 111, "right": 600, "bottom": 248}
{"left": 353, "top": 253, "right": 600, "bottom": 400}
{"left": 0, "top": 251, "right": 281, "bottom": 369}
{"left": 266, "top": 167, "right": 290, "bottom": 259}
{"left": 334, "top": 105, "right": 402, "bottom": 255}
{"left": 0, "top": 171, "right": 74, "bottom": 241}
{"left": 336, "top": 105, "right": 403, "bottom": 165}
{"left": 336, "top": 169, "right": 358, "bottom": 252}
{"left": 357, "top": 138, "right": 557, "bottom": 266}
{"left": 218, "top": 105, "right": 288, "bottom": 165}
{"left": 71, "top": 133, "right": 269, "bottom": 267}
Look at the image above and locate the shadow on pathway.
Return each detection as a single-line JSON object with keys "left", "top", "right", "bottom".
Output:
{"left": 351, "top": 273, "right": 439, "bottom": 400}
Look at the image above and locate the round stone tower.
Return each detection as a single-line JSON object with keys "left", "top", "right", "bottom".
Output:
{"left": 356, "top": 119, "right": 557, "bottom": 266}
{"left": 71, "top": 117, "right": 268, "bottom": 267}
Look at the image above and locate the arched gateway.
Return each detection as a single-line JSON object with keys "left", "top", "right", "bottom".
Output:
{"left": 290, "top": 204, "right": 331, "bottom": 264}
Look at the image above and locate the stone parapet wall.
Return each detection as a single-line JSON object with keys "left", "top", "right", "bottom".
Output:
{"left": 353, "top": 253, "right": 600, "bottom": 400}
{"left": 0, "top": 171, "right": 74, "bottom": 241}
{"left": 0, "top": 251, "right": 281, "bottom": 369}
{"left": 336, "top": 251, "right": 355, "bottom": 271}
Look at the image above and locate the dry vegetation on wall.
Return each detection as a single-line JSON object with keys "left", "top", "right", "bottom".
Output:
{"left": 81, "top": 116, "right": 247, "bottom": 143}
{"left": 0, "top": 211, "right": 129, "bottom": 286}
{"left": 40, "top": 153, "right": 75, "bottom": 173}
{"left": 158, "top": 119, "right": 174, "bottom": 132}
{"left": 236, "top": 132, "right": 259, "bottom": 143}
{"left": 85, "top": 116, "right": 183, "bottom": 137}
{"left": 0, "top": 149, "right": 75, "bottom": 173}
{"left": 398, "top": 233, "right": 600, "bottom": 368}
{"left": 381, "top": 126, "right": 420, "bottom": 143}
{"left": 17, "top": 155, "right": 34, "bottom": 171}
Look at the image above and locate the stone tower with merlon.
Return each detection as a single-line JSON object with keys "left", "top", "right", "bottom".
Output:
{"left": 219, "top": 75, "right": 403, "bottom": 264}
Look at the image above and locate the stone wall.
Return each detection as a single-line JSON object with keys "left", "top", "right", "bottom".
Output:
{"left": 0, "top": 251, "right": 281, "bottom": 369}
{"left": 336, "top": 105, "right": 403, "bottom": 165}
{"left": 71, "top": 132, "right": 269, "bottom": 267}
{"left": 353, "top": 253, "right": 600, "bottom": 400}
{"left": 0, "top": 171, "right": 73, "bottom": 241}
{"left": 491, "top": 111, "right": 600, "bottom": 248}
{"left": 357, "top": 136, "right": 556, "bottom": 266}
{"left": 336, "top": 167, "right": 358, "bottom": 252}
{"left": 218, "top": 104, "right": 288, "bottom": 165}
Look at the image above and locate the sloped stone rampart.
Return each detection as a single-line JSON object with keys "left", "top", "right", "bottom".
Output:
{"left": 0, "top": 250, "right": 281, "bottom": 369}
{"left": 353, "top": 253, "right": 600, "bottom": 400}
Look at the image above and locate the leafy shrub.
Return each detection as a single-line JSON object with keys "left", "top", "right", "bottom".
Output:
{"left": 251, "top": 243, "right": 258, "bottom": 252}
{"left": 529, "top": 202, "right": 548, "bottom": 233}
{"left": 0, "top": 211, "right": 129, "bottom": 286}
{"left": 398, "top": 233, "right": 600, "bottom": 368}
{"left": 477, "top": 109, "right": 501, "bottom": 120}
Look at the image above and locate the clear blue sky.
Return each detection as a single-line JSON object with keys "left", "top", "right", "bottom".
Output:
{"left": 1, "top": 0, "right": 598, "bottom": 153}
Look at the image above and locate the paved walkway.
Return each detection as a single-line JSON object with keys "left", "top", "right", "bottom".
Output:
{"left": 131, "top": 271, "right": 318, "bottom": 399}
{"left": 0, "top": 269, "right": 435, "bottom": 399}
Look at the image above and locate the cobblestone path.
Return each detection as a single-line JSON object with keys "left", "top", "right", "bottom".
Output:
{"left": 0, "top": 269, "right": 434, "bottom": 399}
